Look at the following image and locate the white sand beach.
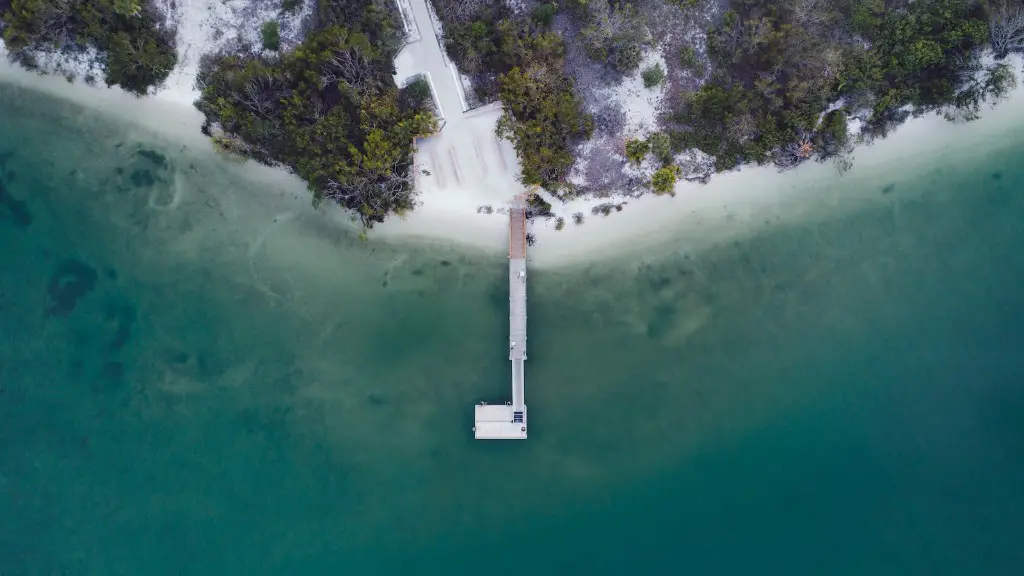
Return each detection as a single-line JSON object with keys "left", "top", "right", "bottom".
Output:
{"left": 3, "top": 17, "right": 1024, "bottom": 271}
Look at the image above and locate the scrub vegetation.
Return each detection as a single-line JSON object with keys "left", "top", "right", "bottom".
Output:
{"left": 669, "top": 0, "right": 1021, "bottom": 171}
{"left": 0, "top": 0, "right": 177, "bottom": 94}
{"left": 194, "top": 0, "right": 438, "bottom": 227}
{"left": 434, "top": 0, "right": 1022, "bottom": 200}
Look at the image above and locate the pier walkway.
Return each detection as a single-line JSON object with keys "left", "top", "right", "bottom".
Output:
{"left": 473, "top": 196, "right": 529, "bottom": 440}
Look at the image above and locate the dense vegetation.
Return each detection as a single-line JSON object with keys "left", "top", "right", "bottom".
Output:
{"left": 195, "top": 0, "right": 438, "bottom": 226}
{"left": 0, "top": 0, "right": 176, "bottom": 94}
{"left": 432, "top": 0, "right": 593, "bottom": 189}
{"left": 577, "top": 0, "right": 651, "bottom": 74}
{"left": 673, "top": 0, "right": 1019, "bottom": 170}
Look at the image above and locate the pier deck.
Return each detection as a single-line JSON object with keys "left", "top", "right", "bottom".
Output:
{"left": 473, "top": 196, "right": 529, "bottom": 440}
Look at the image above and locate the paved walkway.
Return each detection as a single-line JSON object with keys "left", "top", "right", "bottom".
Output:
{"left": 393, "top": 0, "right": 466, "bottom": 120}
{"left": 392, "top": 0, "right": 523, "bottom": 203}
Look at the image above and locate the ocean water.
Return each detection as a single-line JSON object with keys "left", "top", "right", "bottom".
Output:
{"left": 1, "top": 81, "right": 1023, "bottom": 574}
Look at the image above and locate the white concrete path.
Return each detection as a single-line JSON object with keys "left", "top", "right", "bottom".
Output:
{"left": 392, "top": 0, "right": 524, "bottom": 208}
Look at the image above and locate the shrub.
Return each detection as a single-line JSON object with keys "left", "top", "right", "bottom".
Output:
{"left": 282, "top": 0, "right": 302, "bottom": 12}
{"left": 401, "top": 76, "right": 434, "bottom": 111}
{"left": 642, "top": 63, "right": 665, "bottom": 88}
{"left": 580, "top": 2, "right": 649, "bottom": 73}
{"left": 679, "top": 45, "right": 704, "bottom": 75}
{"left": 496, "top": 64, "right": 594, "bottom": 187}
{"left": 261, "top": 20, "right": 281, "bottom": 51}
{"left": 113, "top": 0, "right": 141, "bottom": 16}
{"left": 1, "top": 0, "right": 177, "bottom": 94}
{"left": 647, "top": 132, "right": 672, "bottom": 164}
{"left": 613, "top": 43, "right": 643, "bottom": 73}
{"left": 105, "top": 31, "right": 176, "bottom": 94}
{"left": 651, "top": 166, "right": 678, "bottom": 194}
{"left": 624, "top": 138, "right": 650, "bottom": 164}
{"left": 531, "top": 2, "right": 558, "bottom": 26}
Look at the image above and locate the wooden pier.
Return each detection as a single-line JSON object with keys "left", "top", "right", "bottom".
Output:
{"left": 473, "top": 195, "right": 529, "bottom": 440}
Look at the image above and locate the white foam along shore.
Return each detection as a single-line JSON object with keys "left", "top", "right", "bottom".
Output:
{"left": 3, "top": 33, "right": 1024, "bottom": 269}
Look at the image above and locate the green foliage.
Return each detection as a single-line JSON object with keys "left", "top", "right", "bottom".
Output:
{"left": 674, "top": 0, "right": 994, "bottom": 170}
{"left": 642, "top": 63, "right": 664, "bottom": 88}
{"left": 944, "top": 62, "right": 1019, "bottom": 122}
{"left": 113, "top": 0, "right": 141, "bottom": 17}
{"left": 105, "top": 31, "right": 177, "bottom": 94}
{"left": 647, "top": 132, "right": 672, "bottom": 164}
{"left": 612, "top": 42, "right": 643, "bottom": 73}
{"left": 261, "top": 20, "right": 281, "bottom": 51}
{"left": 401, "top": 76, "right": 434, "bottom": 111}
{"left": 839, "top": 0, "right": 989, "bottom": 126}
{"left": 1, "top": 0, "right": 176, "bottom": 94}
{"left": 580, "top": 2, "right": 650, "bottom": 73}
{"left": 531, "top": 2, "right": 558, "bottom": 26}
{"left": 497, "top": 65, "right": 593, "bottom": 186}
{"left": 651, "top": 166, "right": 677, "bottom": 195}
{"left": 195, "top": 24, "right": 438, "bottom": 227}
{"left": 678, "top": 45, "right": 703, "bottom": 76}
{"left": 432, "top": 0, "right": 592, "bottom": 191}
{"left": 624, "top": 138, "right": 649, "bottom": 164}
{"left": 282, "top": 0, "right": 302, "bottom": 13}
{"left": 813, "top": 110, "right": 849, "bottom": 158}
{"left": 527, "top": 193, "right": 554, "bottom": 215}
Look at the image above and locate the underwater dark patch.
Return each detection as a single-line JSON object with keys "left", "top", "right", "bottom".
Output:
{"left": 645, "top": 303, "right": 676, "bottom": 341}
{"left": 129, "top": 169, "right": 156, "bottom": 188}
{"left": 991, "top": 171, "right": 1003, "bottom": 181}
{"left": 135, "top": 148, "right": 168, "bottom": 167}
{"left": 45, "top": 259, "right": 98, "bottom": 317}
{"left": 0, "top": 181, "right": 32, "bottom": 228}
{"left": 881, "top": 183, "right": 896, "bottom": 195}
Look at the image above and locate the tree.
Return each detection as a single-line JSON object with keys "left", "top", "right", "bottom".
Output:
{"left": 113, "top": 0, "right": 141, "bottom": 17}
{"left": 531, "top": 2, "right": 557, "bottom": 25}
{"left": 651, "top": 166, "right": 677, "bottom": 194}
{"left": 624, "top": 138, "right": 649, "bottom": 164}
{"left": 647, "top": 132, "right": 671, "bottom": 164}
{"left": 580, "top": 0, "right": 650, "bottom": 73}
{"left": 1, "top": 0, "right": 176, "bottom": 93}
{"left": 105, "top": 31, "right": 176, "bottom": 95}
{"left": 196, "top": 22, "right": 439, "bottom": 227}
{"left": 989, "top": 2, "right": 1024, "bottom": 57}
{"left": 261, "top": 20, "right": 281, "bottom": 51}
{"left": 496, "top": 66, "right": 593, "bottom": 186}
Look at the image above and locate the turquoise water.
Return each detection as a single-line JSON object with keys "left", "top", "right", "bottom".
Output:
{"left": 2, "top": 82, "right": 1023, "bottom": 574}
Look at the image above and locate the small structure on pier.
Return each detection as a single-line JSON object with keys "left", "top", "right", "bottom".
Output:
{"left": 473, "top": 195, "right": 529, "bottom": 440}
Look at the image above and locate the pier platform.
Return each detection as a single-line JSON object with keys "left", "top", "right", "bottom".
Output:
{"left": 473, "top": 195, "right": 529, "bottom": 440}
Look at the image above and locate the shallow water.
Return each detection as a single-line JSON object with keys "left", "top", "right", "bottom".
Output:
{"left": 1, "top": 82, "right": 1023, "bottom": 574}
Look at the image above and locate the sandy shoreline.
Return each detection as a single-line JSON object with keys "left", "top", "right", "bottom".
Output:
{"left": 3, "top": 49, "right": 1023, "bottom": 269}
